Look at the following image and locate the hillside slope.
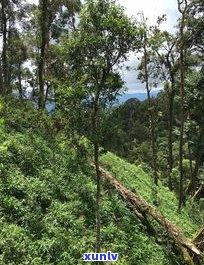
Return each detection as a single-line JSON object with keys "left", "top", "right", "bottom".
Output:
{"left": 0, "top": 100, "right": 202, "bottom": 265}
{"left": 101, "top": 152, "right": 203, "bottom": 238}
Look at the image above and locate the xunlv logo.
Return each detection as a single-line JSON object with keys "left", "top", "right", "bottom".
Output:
{"left": 84, "top": 251, "right": 119, "bottom": 261}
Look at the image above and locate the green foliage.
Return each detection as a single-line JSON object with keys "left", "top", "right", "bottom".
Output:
{"left": 0, "top": 98, "right": 199, "bottom": 264}
{"left": 57, "top": 0, "right": 142, "bottom": 153}
{"left": 101, "top": 152, "right": 202, "bottom": 236}
{"left": 103, "top": 98, "right": 150, "bottom": 162}
{"left": 1, "top": 0, "right": 204, "bottom": 262}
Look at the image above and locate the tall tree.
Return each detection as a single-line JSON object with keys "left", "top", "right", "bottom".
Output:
{"left": 37, "top": 0, "right": 81, "bottom": 110}
{"left": 138, "top": 15, "right": 159, "bottom": 186}
{"left": 185, "top": 67, "right": 204, "bottom": 195}
{"left": 0, "top": 0, "right": 29, "bottom": 96}
{"left": 177, "top": 0, "right": 189, "bottom": 211}
{"left": 58, "top": 0, "right": 141, "bottom": 256}
{"left": 8, "top": 32, "right": 28, "bottom": 99}
{"left": 38, "top": 0, "right": 49, "bottom": 110}
{"left": 0, "top": 0, "right": 11, "bottom": 95}
{"left": 151, "top": 28, "right": 179, "bottom": 190}
{"left": 188, "top": 0, "right": 204, "bottom": 56}
{"left": 184, "top": 0, "right": 204, "bottom": 196}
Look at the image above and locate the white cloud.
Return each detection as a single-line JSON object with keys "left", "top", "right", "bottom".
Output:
{"left": 119, "top": 0, "right": 179, "bottom": 31}
{"left": 26, "top": 0, "right": 179, "bottom": 92}
{"left": 26, "top": 0, "right": 36, "bottom": 3}
{"left": 117, "top": 0, "right": 179, "bottom": 92}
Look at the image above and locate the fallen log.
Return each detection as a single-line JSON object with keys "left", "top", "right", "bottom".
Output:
{"left": 194, "top": 226, "right": 204, "bottom": 252}
{"left": 99, "top": 166, "right": 204, "bottom": 264}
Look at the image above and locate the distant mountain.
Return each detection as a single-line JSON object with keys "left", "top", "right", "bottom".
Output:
{"left": 46, "top": 90, "right": 161, "bottom": 111}
{"left": 117, "top": 90, "right": 161, "bottom": 104}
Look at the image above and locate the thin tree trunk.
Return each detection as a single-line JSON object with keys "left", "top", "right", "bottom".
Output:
{"left": 18, "top": 63, "right": 23, "bottom": 100}
{"left": 168, "top": 89, "right": 175, "bottom": 190}
{"left": 187, "top": 137, "right": 193, "bottom": 182}
{"left": 178, "top": 53, "right": 185, "bottom": 211}
{"left": 94, "top": 141, "right": 101, "bottom": 256}
{"left": 144, "top": 46, "right": 158, "bottom": 186}
{"left": 186, "top": 125, "right": 204, "bottom": 195}
{"left": 6, "top": 17, "right": 13, "bottom": 94}
{"left": 190, "top": 155, "right": 202, "bottom": 194}
{"left": 178, "top": 0, "right": 187, "bottom": 211}
{"left": 155, "top": 46, "right": 176, "bottom": 191}
{"left": 93, "top": 94, "right": 101, "bottom": 259}
{"left": 0, "top": 59, "right": 3, "bottom": 95}
{"left": 1, "top": 0, "right": 8, "bottom": 95}
{"left": 38, "top": 0, "right": 49, "bottom": 110}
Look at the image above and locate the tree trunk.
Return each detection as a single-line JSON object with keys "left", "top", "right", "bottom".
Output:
{"left": 144, "top": 46, "right": 158, "bottom": 186}
{"left": 186, "top": 125, "right": 204, "bottom": 195}
{"left": 0, "top": 59, "right": 3, "bottom": 95}
{"left": 93, "top": 94, "right": 101, "bottom": 259}
{"left": 18, "top": 63, "right": 23, "bottom": 100}
{"left": 194, "top": 226, "right": 204, "bottom": 253}
{"left": 99, "top": 166, "right": 204, "bottom": 264}
{"left": 1, "top": 0, "right": 8, "bottom": 95}
{"left": 178, "top": 66, "right": 185, "bottom": 211}
{"left": 178, "top": 0, "right": 187, "bottom": 211}
{"left": 188, "top": 140, "right": 193, "bottom": 182}
{"left": 168, "top": 88, "right": 175, "bottom": 190}
{"left": 6, "top": 17, "right": 12, "bottom": 94}
{"left": 94, "top": 141, "right": 101, "bottom": 256}
{"left": 38, "top": 0, "right": 49, "bottom": 110}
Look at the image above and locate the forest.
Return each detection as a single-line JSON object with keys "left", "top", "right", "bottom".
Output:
{"left": 0, "top": 0, "right": 204, "bottom": 264}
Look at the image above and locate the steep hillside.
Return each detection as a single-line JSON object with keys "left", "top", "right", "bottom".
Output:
{"left": 0, "top": 127, "right": 171, "bottom": 265}
{"left": 0, "top": 101, "right": 202, "bottom": 265}
{"left": 101, "top": 152, "right": 203, "bottom": 238}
